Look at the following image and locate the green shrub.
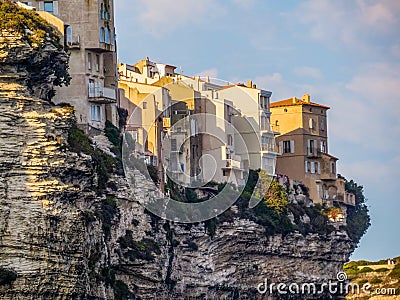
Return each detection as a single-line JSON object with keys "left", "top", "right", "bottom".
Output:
{"left": 113, "top": 280, "right": 133, "bottom": 300}
{"left": 0, "top": 0, "right": 60, "bottom": 46}
{"left": 357, "top": 279, "right": 368, "bottom": 285}
{"left": 358, "top": 267, "right": 374, "bottom": 273}
{"left": 369, "top": 278, "right": 383, "bottom": 284}
{"left": 68, "top": 125, "right": 116, "bottom": 193}
{"left": 375, "top": 268, "right": 389, "bottom": 272}
{"left": 117, "top": 230, "right": 161, "bottom": 261}
{"left": 389, "top": 264, "right": 400, "bottom": 279}
{"left": 0, "top": 267, "right": 17, "bottom": 285}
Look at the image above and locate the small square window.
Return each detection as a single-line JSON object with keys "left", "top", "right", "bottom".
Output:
{"left": 44, "top": 1, "right": 53, "bottom": 13}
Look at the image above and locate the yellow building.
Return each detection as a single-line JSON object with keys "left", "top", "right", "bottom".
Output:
{"left": 270, "top": 94, "right": 355, "bottom": 207}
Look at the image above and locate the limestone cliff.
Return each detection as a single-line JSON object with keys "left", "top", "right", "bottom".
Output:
{"left": 0, "top": 4, "right": 357, "bottom": 300}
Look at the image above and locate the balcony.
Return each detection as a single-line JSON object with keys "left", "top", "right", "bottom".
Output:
{"left": 261, "top": 143, "right": 277, "bottom": 153}
{"left": 307, "top": 147, "right": 321, "bottom": 158}
{"left": 88, "top": 87, "right": 117, "bottom": 104}
{"left": 336, "top": 192, "right": 356, "bottom": 206}
{"left": 223, "top": 159, "right": 242, "bottom": 169}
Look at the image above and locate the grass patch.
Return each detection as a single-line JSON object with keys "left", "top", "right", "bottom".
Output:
{"left": 117, "top": 230, "right": 161, "bottom": 261}
{"left": 389, "top": 264, "right": 400, "bottom": 279}
{"left": 369, "top": 278, "right": 383, "bottom": 284}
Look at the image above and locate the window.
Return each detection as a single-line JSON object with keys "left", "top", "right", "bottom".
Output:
{"left": 99, "top": 27, "right": 105, "bottom": 42}
{"left": 143, "top": 102, "right": 147, "bottom": 109}
{"left": 320, "top": 119, "right": 325, "bottom": 131}
{"left": 330, "top": 162, "right": 336, "bottom": 174}
{"left": 66, "top": 26, "right": 72, "bottom": 45}
{"left": 223, "top": 170, "right": 229, "bottom": 177}
{"left": 88, "top": 79, "right": 95, "bottom": 97}
{"left": 87, "top": 53, "right": 92, "bottom": 70}
{"left": 305, "top": 160, "right": 310, "bottom": 173}
{"left": 309, "top": 118, "right": 315, "bottom": 130}
{"left": 282, "top": 140, "right": 294, "bottom": 154}
{"left": 95, "top": 54, "right": 100, "bottom": 72}
{"left": 44, "top": 1, "right": 53, "bottom": 13}
{"left": 320, "top": 140, "right": 327, "bottom": 153}
{"left": 90, "top": 105, "right": 102, "bottom": 121}
{"left": 311, "top": 162, "right": 316, "bottom": 174}
{"left": 260, "top": 115, "right": 267, "bottom": 131}
{"left": 227, "top": 134, "right": 233, "bottom": 146}
{"left": 105, "top": 27, "right": 110, "bottom": 44}
{"left": 308, "top": 139, "right": 316, "bottom": 154}
{"left": 171, "top": 139, "right": 177, "bottom": 151}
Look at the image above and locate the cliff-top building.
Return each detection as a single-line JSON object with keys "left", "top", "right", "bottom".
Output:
{"left": 270, "top": 94, "right": 355, "bottom": 208}
{"left": 118, "top": 58, "right": 278, "bottom": 187}
{"left": 16, "top": 0, "right": 119, "bottom": 132}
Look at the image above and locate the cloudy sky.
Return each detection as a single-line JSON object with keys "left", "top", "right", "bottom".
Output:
{"left": 115, "top": 0, "right": 400, "bottom": 261}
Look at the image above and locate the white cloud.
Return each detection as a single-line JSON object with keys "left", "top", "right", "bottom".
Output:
{"left": 132, "top": 0, "right": 224, "bottom": 36}
{"left": 293, "top": 66, "right": 322, "bottom": 79}
{"left": 195, "top": 68, "right": 219, "bottom": 78}
{"left": 231, "top": 0, "right": 257, "bottom": 9}
{"left": 297, "top": 0, "right": 400, "bottom": 50}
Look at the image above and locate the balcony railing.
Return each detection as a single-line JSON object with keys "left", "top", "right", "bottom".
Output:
{"left": 307, "top": 147, "right": 321, "bottom": 157}
{"left": 262, "top": 143, "right": 276, "bottom": 152}
{"left": 88, "top": 86, "right": 116, "bottom": 103}
{"left": 224, "top": 159, "right": 241, "bottom": 169}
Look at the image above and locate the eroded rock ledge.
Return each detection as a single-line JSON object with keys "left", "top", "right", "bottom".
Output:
{"left": 0, "top": 5, "right": 355, "bottom": 300}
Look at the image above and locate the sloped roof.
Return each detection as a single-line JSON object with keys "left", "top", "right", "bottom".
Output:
{"left": 271, "top": 98, "right": 330, "bottom": 109}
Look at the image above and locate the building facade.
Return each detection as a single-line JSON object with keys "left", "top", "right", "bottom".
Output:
{"left": 270, "top": 94, "right": 355, "bottom": 207}
{"left": 118, "top": 58, "right": 278, "bottom": 187}
{"left": 17, "top": 0, "right": 119, "bottom": 132}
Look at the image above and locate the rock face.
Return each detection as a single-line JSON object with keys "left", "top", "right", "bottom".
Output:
{"left": 0, "top": 8, "right": 356, "bottom": 300}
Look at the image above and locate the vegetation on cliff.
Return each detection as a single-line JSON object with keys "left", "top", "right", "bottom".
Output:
{"left": 339, "top": 175, "right": 371, "bottom": 243}
{"left": 0, "top": 0, "right": 71, "bottom": 99}
{"left": 344, "top": 257, "right": 400, "bottom": 298}
{"left": 0, "top": 267, "right": 17, "bottom": 286}
{"left": 0, "top": 0, "right": 60, "bottom": 46}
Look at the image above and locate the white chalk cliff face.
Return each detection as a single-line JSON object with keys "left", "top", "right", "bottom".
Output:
{"left": 0, "top": 10, "right": 356, "bottom": 300}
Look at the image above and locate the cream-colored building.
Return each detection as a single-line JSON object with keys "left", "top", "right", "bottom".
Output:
{"left": 270, "top": 94, "right": 355, "bottom": 207}
{"left": 118, "top": 58, "right": 277, "bottom": 187}
{"left": 17, "top": 0, "right": 118, "bottom": 132}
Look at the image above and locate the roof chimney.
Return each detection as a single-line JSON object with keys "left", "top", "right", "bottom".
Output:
{"left": 302, "top": 94, "right": 310, "bottom": 103}
{"left": 292, "top": 96, "right": 297, "bottom": 104}
{"left": 247, "top": 80, "right": 253, "bottom": 88}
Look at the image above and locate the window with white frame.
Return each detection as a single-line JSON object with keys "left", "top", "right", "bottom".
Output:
{"left": 320, "top": 140, "right": 327, "bottom": 153}
{"left": 308, "top": 139, "right": 316, "bottom": 154}
{"left": 90, "top": 105, "right": 102, "bottom": 121}
{"left": 44, "top": 1, "right": 53, "bottom": 12}
{"left": 87, "top": 53, "right": 92, "bottom": 70}
{"left": 282, "top": 140, "right": 294, "bottom": 154}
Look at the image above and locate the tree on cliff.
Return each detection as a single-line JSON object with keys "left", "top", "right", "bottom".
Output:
{"left": 343, "top": 177, "right": 371, "bottom": 243}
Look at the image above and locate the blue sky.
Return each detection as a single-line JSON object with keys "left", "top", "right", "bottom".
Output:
{"left": 115, "top": 0, "right": 400, "bottom": 261}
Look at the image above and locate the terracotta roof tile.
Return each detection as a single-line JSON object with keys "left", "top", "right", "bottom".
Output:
{"left": 271, "top": 98, "right": 330, "bottom": 109}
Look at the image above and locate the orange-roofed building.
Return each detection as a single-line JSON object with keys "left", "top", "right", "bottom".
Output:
{"left": 270, "top": 94, "right": 355, "bottom": 209}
